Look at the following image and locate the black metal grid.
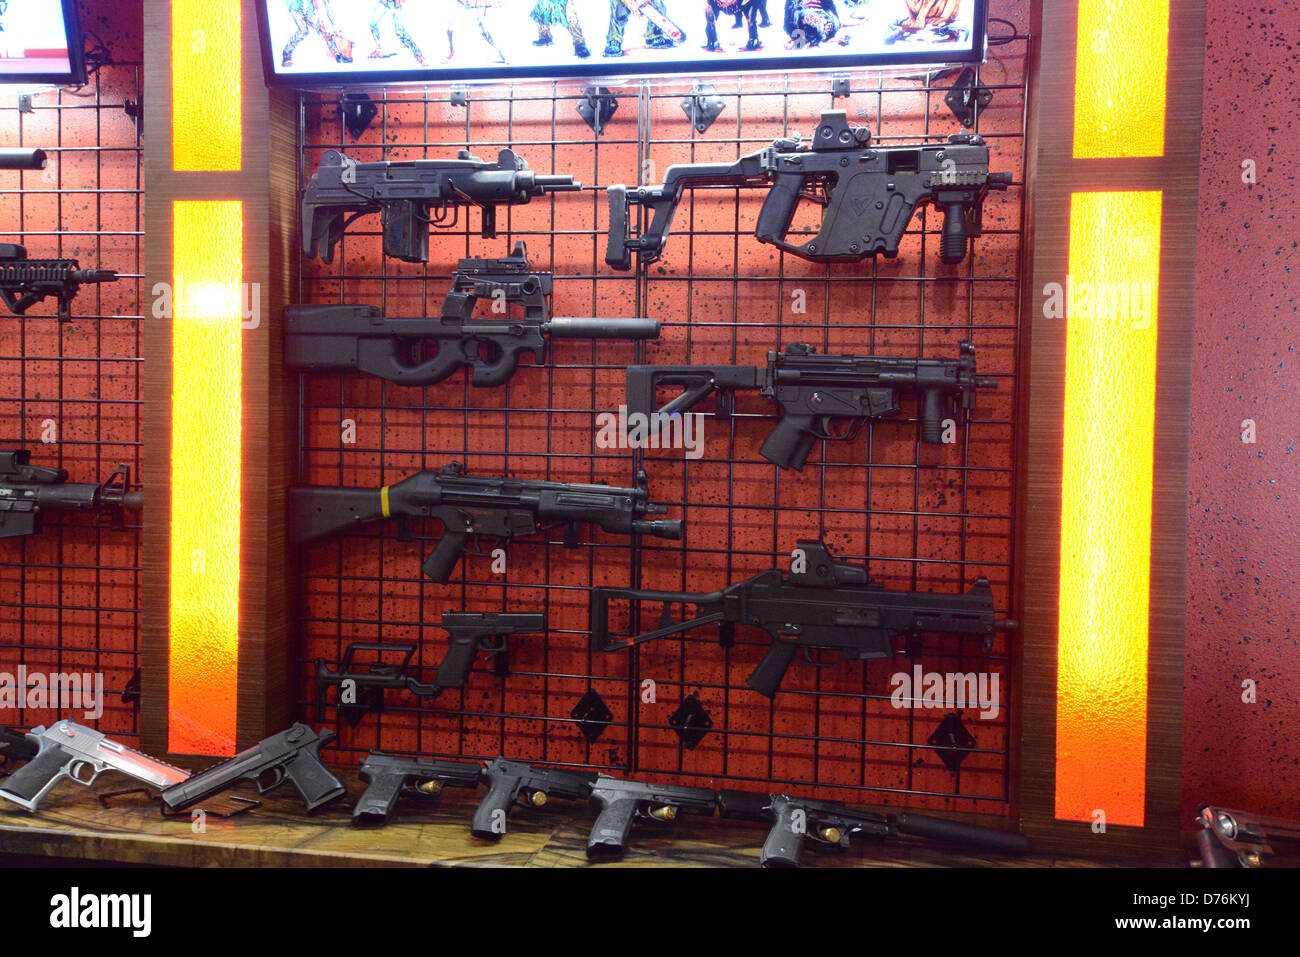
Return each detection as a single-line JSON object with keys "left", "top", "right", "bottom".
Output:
{"left": 0, "top": 65, "right": 145, "bottom": 741}
{"left": 295, "top": 29, "right": 1028, "bottom": 813}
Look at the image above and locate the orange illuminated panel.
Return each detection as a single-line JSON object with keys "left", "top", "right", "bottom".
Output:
{"left": 169, "top": 200, "right": 243, "bottom": 755}
{"left": 1056, "top": 191, "right": 1162, "bottom": 826}
{"left": 1073, "top": 0, "right": 1170, "bottom": 158}
{"left": 172, "top": 0, "right": 242, "bottom": 171}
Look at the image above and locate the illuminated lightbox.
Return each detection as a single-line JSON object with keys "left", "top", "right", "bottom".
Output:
{"left": 256, "top": 0, "right": 988, "bottom": 87}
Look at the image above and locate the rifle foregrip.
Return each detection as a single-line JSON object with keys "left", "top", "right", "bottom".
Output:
{"left": 423, "top": 530, "right": 469, "bottom": 582}
{"left": 434, "top": 635, "right": 479, "bottom": 689}
{"left": 587, "top": 796, "right": 638, "bottom": 860}
{"left": 747, "top": 639, "right": 798, "bottom": 698}
{"left": 755, "top": 174, "right": 802, "bottom": 247}
{"left": 894, "top": 813, "right": 1029, "bottom": 855}
{"left": 353, "top": 773, "right": 404, "bottom": 826}
{"left": 606, "top": 185, "right": 633, "bottom": 270}
{"left": 760, "top": 415, "right": 818, "bottom": 471}
{"left": 285, "top": 750, "right": 347, "bottom": 813}
{"left": 939, "top": 202, "right": 969, "bottom": 265}
{"left": 761, "top": 803, "right": 807, "bottom": 868}
{"left": 0, "top": 746, "right": 70, "bottom": 812}
{"left": 471, "top": 774, "right": 516, "bottom": 840}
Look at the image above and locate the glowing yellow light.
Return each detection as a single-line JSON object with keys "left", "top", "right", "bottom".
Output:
{"left": 1056, "top": 191, "right": 1162, "bottom": 826}
{"left": 169, "top": 199, "right": 242, "bottom": 755}
{"left": 1073, "top": 0, "right": 1170, "bottom": 158}
{"left": 172, "top": 0, "right": 242, "bottom": 172}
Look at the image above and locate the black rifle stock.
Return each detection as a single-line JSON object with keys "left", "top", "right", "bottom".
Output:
{"left": 354, "top": 752, "right": 482, "bottom": 826}
{"left": 159, "top": 724, "right": 346, "bottom": 813}
{"left": 289, "top": 462, "right": 682, "bottom": 583}
{"left": 285, "top": 241, "right": 658, "bottom": 388}
{"left": 591, "top": 539, "right": 1016, "bottom": 697}
{"left": 0, "top": 450, "right": 142, "bottom": 540}
{"left": 302, "top": 149, "right": 580, "bottom": 264}
{"left": 314, "top": 613, "right": 547, "bottom": 723}
{"left": 472, "top": 757, "right": 597, "bottom": 839}
{"left": 625, "top": 341, "right": 995, "bottom": 469}
{"left": 607, "top": 110, "right": 1010, "bottom": 270}
{"left": 587, "top": 774, "right": 717, "bottom": 860}
{"left": 0, "top": 243, "right": 118, "bottom": 318}
{"left": 719, "top": 790, "right": 1029, "bottom": 867}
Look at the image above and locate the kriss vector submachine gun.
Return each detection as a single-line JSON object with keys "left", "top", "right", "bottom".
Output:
{"left": 286, "top": 241, "right": 659, "bottom": 388}
{"left": 719, "top": 790, "right": 1029, "bottom": 867}
{"left": 290, "top": 462, "right": 682, "bottom": 583}
{"left": 606, "top": 110, "right": 1010, "bottom": 270}
{"left": 626, "top": 341, "right": 995, "bottom": 469}
{"left": 302, "top": 148, "right": 580, "bottom": 264}
{"left": 592, "top": 539, "right": 1016, "bottom": 697}
{"left": 0, "top": 450, "right": 142, "bottom": 540}
{"left": 314, "top": 612, "right": 547, "bottom": 723}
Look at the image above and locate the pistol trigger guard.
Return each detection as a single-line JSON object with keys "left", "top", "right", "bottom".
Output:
{"left": 257, "top": 766, "right": 286, "bottom": 793}
{"left": 69, "top": 759, "right": 103, "bottom": 786}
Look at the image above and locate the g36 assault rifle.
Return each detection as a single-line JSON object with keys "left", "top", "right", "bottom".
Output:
{"left": 286, "top": 241, "right": 659, "bottom": 388}
{"left": 591, "top": 539, "right": 1016, "bottom": 697}
{"left": 606, "top": 109, "right": 1010, "bottom": 270}
{"left": 302, "top": 148, "right": 580, "bottom": 264}
{"left": 626, "top": 341, "right": 995, "bottom": 469}
{"left": 290, "top": 462, "right": 682, "bottom": 582}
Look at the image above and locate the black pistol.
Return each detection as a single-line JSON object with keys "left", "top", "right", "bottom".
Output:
{"left": 471, "top": 757, "right": 597, "bottom": 840}
{"left": 354, "top": 752, "right": 482, "bottom": 826}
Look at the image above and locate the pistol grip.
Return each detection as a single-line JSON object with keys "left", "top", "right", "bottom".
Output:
{"left": 0, "top": 745, "right": 71, "bottom": 812}
{"left": 747, "top": 638, "right": 798, "bottom": 698}
{"left": 587, "top": 797, "right": 638, "bottom": 860}
{"left": 755, "top": 174, "right": 802, "bottom": 248}
{"left": 423, "top": 528, "right": 469, "bottom": 583}
{"left": 759, "top": 414, "right": 818, "bottom": 471}
{"left": 353, "top": 773, "right": 403, "bottom": 826}
{"left": 435, "top": 636, "right": 479, "bottom": 690}
{"left": 285, "top": 750, "right": 347, "bottom": 813}
{"left": 761, "top": 802, "right": 807, "bottom": 867}
{"left": 605, "top": 185, "right": 632, "bottom": 270}
{"left": 472, "top": 774, "right": 516, "bottom": 840}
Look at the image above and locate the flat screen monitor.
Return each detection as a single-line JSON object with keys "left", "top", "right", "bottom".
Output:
{"left": 257, "top": 0, "right": 987, "bottom": 87}
{"left": 0, "top": 0, "right": 87, "bottom": 87}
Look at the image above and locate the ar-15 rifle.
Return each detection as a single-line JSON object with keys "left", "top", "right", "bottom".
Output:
{"left": 302, "top": 148, "right": 581, "bottom": 264}
{"left": 0, "top": 243, "right": 118, "bottom": 318}
{"left": 626, "top": 341, "right": 995, "bottom": 469}
{"left": 472, "top": 757, "right": 597, "bottom": 839}
{"left": 314, "top": 612, "right": 548, "bottom": 723}
{"left": 587, "top": 774, "right": 716, "bottom": 860}
{"left": 354, "top": 752, "right": 483, "bottom": 826}
{"left": 0, "top": 450, "right": 142, "bottom": 540}
{"left": 719, "top": 790, "right": 1029, "bottom": 867}
{"left": 286, "top": 241, "right": 659, "bottom": 388}
{"left": 607, "top": 110, "right": 1010, "bottom": 270}
{"left": 591, "top": 539, "right": 1015, "bottom": 697}
{"left": 290, "top": 462, "right": 682, "bottom": 583}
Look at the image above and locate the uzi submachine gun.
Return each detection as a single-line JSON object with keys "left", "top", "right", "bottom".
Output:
{"left": 159, "top": 724, "right": 346, "bottom": 814}
{"left": 286, "top": 241, "right": 659, "bottom": 388}
{"left": 314, "top": 612, "right": 547, "bottom": 722}
{"left": 587, "top": 774, "right": 717, "bottom": 860}
{"left": 353, "top": 752, "right": 482, "bottom": 826}
{"left": 471, "top": 757, "right": 597, "bottom": 839}
{"left": 719, "top": 790, "right": 1030, "bottom": 867}
{"left": 290, "top": 462, "right": 682, "bottom": 583}
{"left": 606, "top": 109, "right": 1010, "bottom": 270}
{"left": 0, "top": 450, "right": 142, "bottom": 540}
{"left": 0, "top": 243, "right": 118, "bottom": 318}
{"left": 302, "top": 148, "right": 580, "bottom": 263}
{"left": 626, "top": 341, "right": 995, "bottom": 469}
{"left": 591, "top": 539, "right": 1016, "bottom": 697}
{"left": 0, "top": 721, "right": 190, "bottom": 813}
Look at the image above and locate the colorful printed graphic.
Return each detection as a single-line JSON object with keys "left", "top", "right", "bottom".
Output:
{"left": 263, "top": 0, "right": 981, "bottom": 79}
{"left": 0, "top": 0, "right": 74, "bottom": 77}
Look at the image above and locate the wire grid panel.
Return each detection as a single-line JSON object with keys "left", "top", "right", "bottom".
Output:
{"left": 0, "top": 27, "right": 144, "bottom": 741}
{"left": 297, "top": 26, "right": 1027, "bottom": 815}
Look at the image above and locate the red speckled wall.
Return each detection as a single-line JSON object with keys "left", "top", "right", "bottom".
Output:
{"left": 1184, "top": 0, "right": 1300, "bottom": 822}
